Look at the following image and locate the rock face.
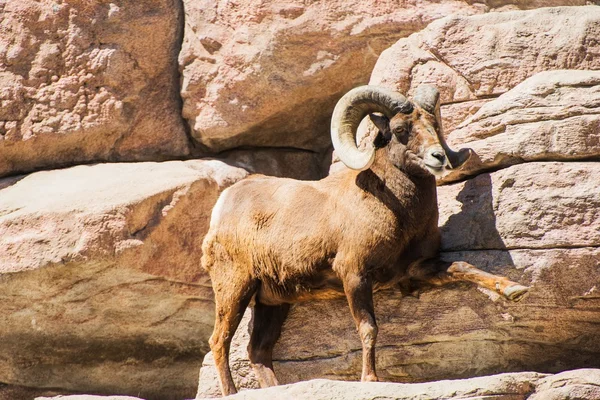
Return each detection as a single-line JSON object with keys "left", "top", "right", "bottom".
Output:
{"left": 0, "top": 0, "right": 190, "bottom": 178}
{"left": 36, "top": 396, "right": 143, "bottom": 400}
{"left": 0, "top": 160, "right": 247, "bottom": 400}
{"left": 439, "top": 162, "right": 600, "bottom": 250}
{"left": 208, "top": 370, "right": 600, "bottom": 400}
{"left": 28, "top": 370, "right": 600, "bottom": 400}
{"left": 442, "top": 70, "right": 600, "bottom": 182}
{"left": 181, "top": 0, "right": 588, "bottom": 155}
{"left": 370, "top": 6, "right": 600, "bottom": 133}
{"left": 3, "top": 3, "right": 600, "bottom": 400}
{"left": 179, "top": 0, "right": 487, "bottom": 154}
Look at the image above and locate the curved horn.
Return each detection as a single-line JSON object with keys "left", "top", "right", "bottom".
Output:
{"left": 331, "top": 86, "right": 412, "bottom": 171}
{"left": 413, "top": 84, "right": 472, "bottom": 169}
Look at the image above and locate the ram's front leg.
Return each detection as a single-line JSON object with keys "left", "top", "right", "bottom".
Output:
{"left": 415, "top": 260, "right": 529, "bottom": 301}
{"left": 342, "top": 272, "right": 379, "bottom": 382}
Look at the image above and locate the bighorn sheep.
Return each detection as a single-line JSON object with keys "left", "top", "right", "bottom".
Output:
{"left": 202, "top": 85, "right": 529, "bottom": 396}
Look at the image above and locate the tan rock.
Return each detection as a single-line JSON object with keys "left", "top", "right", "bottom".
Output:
{"left": 0, "top": 0, "right": 190, "bottom": 178}
{"left": 196, "top": 245, "right": 600, "bottom": 396}
{"left": 529, "top": 369, "right": 600, "bottom": 400}
{"left": 438, "top": 162, "right": 600, "bottom": 250}
{"left": 216, "top": 373, "right": 544, "bottom": 400}
{"left": 0, "top": 384, "right": 63, "bottom": 400}
{"left": 220, "top": 148, "right": 331, "bottom": 181}
{"left": 205, "top": 369, "right": 600, "bottom": 400}
{"left": 180, "top": 0, "right": 495, "bottom": 154}
{"left": 439, "top": 70, "right": 600, "bottom": 182}
{"left": 36, "top": 397, "right": 142, "bottom": 400}
{"left": 369, "top": 6, "right": 600, "bottom": 135}
{"left": 0, "top": 160, "right": 248, "bottom": 399}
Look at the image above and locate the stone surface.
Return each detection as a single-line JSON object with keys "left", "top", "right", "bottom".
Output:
{"left": 529, "top": 369, "right": 600, "bottom": 400}
{"left": 0, "top": 0, "right": 190, "bottom": 178}
{"left": 199, "top": 369, "right": 600, "bottom": 399}
{"left": 37, "top": 396, "right": 143, "bottom": 400}
{"left": 440, "top": 70, "right": 600, "bottom": 182}
{"left": 0, "top": 383, "right": 64, "bottom": 400}
{"left": 438, "top": 162, "right": 600, "bottom": 250}
{"left": 183, "top": 1, "right": 591, "bottom": 154}
{"left": 30, "top": 370, "right": 600, "bottom": 400}
{"left": 369, "top": 6, "right": 600, "bottom": 134}
{"left": 220, "top": 148, "right": 331, "bottom": 180}
{"left": 0, "top": 160, "right": 248, "bottom": 400}
{"left": 216, "top": 373, "right": 544, "bottom": 400}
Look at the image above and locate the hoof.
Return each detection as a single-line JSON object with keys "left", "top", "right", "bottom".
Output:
{"left": 503, "top": 284, "right": 529, "bottom": 302}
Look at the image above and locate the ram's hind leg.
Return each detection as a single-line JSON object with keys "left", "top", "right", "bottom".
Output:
{"left": 415, "top": 259, "right": 529, "bottom": 301}
{"left": 209, "top": 266, "right": 258, "bottom": 396}
{"left": 248, "top": 302, "right": 290, "bottom": 388}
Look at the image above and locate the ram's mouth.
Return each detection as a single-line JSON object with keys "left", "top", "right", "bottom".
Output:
{"left": 424, "top": 163, "right": 444, "bottom": 176}
{"left": 425, "top": 163, "right": 443, "bottom": 170}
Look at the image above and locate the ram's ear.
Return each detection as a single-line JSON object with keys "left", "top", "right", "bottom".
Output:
{"left": 370, "top": 113, "right": 389, "bottom": 132}
{"left": 369, "top": 113, "right": 391, "bottom": 148}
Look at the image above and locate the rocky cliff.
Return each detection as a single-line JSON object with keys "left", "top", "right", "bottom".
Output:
{"left": 1, "top": 2, "right": 599, "bottom": 400}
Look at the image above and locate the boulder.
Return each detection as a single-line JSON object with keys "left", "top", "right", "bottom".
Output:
{"left": 0, "top": 160, "right": 247, "bottom": 400}
{"left": 36, "top": 396, "right": 143, "bottom": 400}
{"left": 0, "top": 0, "right": 190, "bottom": 178}
{"left": 442, "top": 70, "right": 600, "bottom": 182}
{"left": 220, "top": 148, "right": 331, "bottom": 181}
{"left": 181, "top": 1, "right": 587, "bottom": 155}
{"left": 29, "top": 369, "right": 600, "bottom": 400}
{"left": 370, "top": 6, "right": 600, "bottom": 133}
{"left": 438, "top": 162, "right": 600, "bottom": 250}
{"left": 204, "top": 370, "right": 600, "bottom": 400}
{"left": 529, "top": 369, "right": 600, "bottom": 400}
{"left": 196, "top": 162, "right": 600, "bottom": 397}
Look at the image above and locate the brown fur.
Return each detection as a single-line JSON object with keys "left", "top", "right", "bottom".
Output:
{"left": 201, "top": 104, "right": 528, "bottom": 396}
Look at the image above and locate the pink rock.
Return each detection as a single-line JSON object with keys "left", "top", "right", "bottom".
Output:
{"left": 180, "top": 0, "right": 494, "bottom": 154}
{"left": 0, "top": 160, "right": 247, "bottom": 399}
{"left": 438, "top": 70, "right": 600, "bottom": 182}
{"left": 369, "top": 6, "right": 600, "bottom": 135}
{"left": 0, "top": 0, "right": 190, "bottom": 178}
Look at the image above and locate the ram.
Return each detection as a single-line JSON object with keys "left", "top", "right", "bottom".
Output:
{"left": 201, "top": 85, "right": 529, "bottom": 396}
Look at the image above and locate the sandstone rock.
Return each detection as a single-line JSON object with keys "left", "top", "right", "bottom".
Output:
{"left": 207, "top": 369, "right": 600, "bottom": 400}
{"left": 370, "top": 6, "right": 600, "bottom": 134}
{"left": 215, "top": 372, "right": 545, "bottom": 400}
{"left": 220, "top": 148, "right": 331, "bottom": 180}
{"left": 529, "top": 369, "right": 600, "bottom": 400}
{"left": 196, "top": 244, "right": 600, "bottom": 396}
{"left": 440, "top": 70, "right": 600, "bottom": 182}
{"left": 0, "top": 0, "right": 190, "bottom": 178}
{"left": 438, "top": 162, "right": 600, "bottom": 250}
{"left": 0, "top": 383, "right": 64, "bottom": 400}
{"left": 36, "top": 396, "right": 143, "bottom": 400}
{"left": 180, "top": 0, "right": 498, "bottom": 155}
{"left": 0, "top": 160, "right": 247, "bottom": 399}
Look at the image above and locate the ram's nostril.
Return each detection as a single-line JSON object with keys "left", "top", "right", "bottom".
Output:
{"left": 431, "top": 151, "right": 445, "bottom": 162}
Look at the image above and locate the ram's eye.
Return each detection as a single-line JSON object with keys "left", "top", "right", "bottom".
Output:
{"left": 394, "top": 126, "right": 406, "bottom": 135}
{"left": 395, "top": 122, "right": 411, "bottom": 136}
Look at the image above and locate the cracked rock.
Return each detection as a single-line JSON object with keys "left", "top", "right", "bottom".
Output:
{"left": 0, "top": 0, "right": 190, "bottom": 178}
{"left": 0, "top": 160, "right": 247, "bottom": 400}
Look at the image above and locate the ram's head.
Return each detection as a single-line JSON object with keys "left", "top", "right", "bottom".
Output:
{"left": 332, "top": 85, "right": 471, "bottom": 175}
